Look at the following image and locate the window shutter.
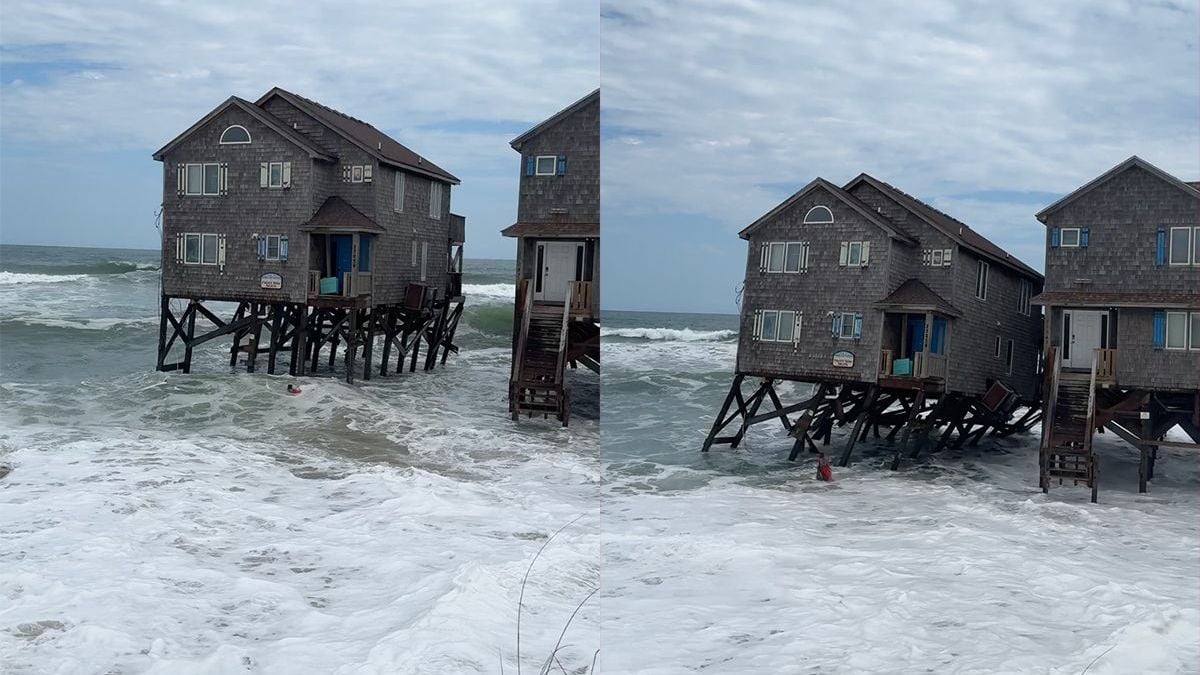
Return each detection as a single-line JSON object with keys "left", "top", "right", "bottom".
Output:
{"left": 412, "top": 241, "right": 418, "bottom": 266}
{"left": 421, "top": 242, "right": 428, "bottom": 281}
{"left": 1153, "top": 311, "right": 1165, "bottom": 349}
{"left": 1080, "top": 228, "right": 1089, "bottom": 248}
{"left": 794, "top": 312, "right": 803, "bottom": 344}
{"left": 860, "top": 241, "right": 870, "bottom": 266}
{"left": 922, "top": 249, "right": 931, "bottom": 266}
{"left": 257, "top": 236, "right": 267, "bottom": 261}
{"left": 218, "top": 235, "right": 226, "bottom": 270}
{"left": 943, "top": 249, "right": 952, "bottom": 266}
{"left": 525, "top": 157, "right": 535, "bottom": 176}
{"left": 832, "top": 312, "right": 842, "bottom": 337}
{"left": 362, "top": 164, "right": 372, "bottom": 183}
{"left": 557, "top": 154, "right": 567, "bottom": 176}
{"left": 219, "top": 164, "right": 228, "bottom": 194}
{"left": 839, "top": 242, "right": 848, "bottom": 266}
{"left": 280, "top": 236, "right": 289, "bottom": 262}
{"left": 853, "top": 313, "right": 863, "bottom": 339}
{"left": 395, "top": 173, "right": 405, "bottom": 212}
{"left": 342, "top": 165, "right": 351, "bottom": 182}
{"left": 260, "top": 163, "right": 269, "bottom": 188}
{"left": 752, "top": 310, "right": 761, "bottom": 340}
{"left": 1156, "top": 228, "right": 1166, "bottom": 265}
{"left": 282, "top": 162, "right": 292, "bottom": 188}
{"left": 802, "top": 243, "right": 810, "bottom": 272}
{"left": 177, "top": 165, "right": 186, "bottom": 195}
{"left": 176, "top": 233, "right": 183, "bottom": 263}
{"left": 759, "top": 242, "right": 768, "bottom": 272}
{"left": 1051, "top": 227, "right": 1060, "bottom": 248}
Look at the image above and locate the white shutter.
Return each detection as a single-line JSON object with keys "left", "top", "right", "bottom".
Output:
{"left": 922, "top": 249, "right": 931, "bottom": 266}
{"left": 943, "top": 248, "right": 952, "bottom": 266}
{"left": 362, "top": 165, "right": 372, "bottom": 182}
{"left": 752, "top": 310, "right": 761, "bottom": 340}
{"left": 411, "top": 241, "right": 418, "bottom": 266}
{"left": 342, "top": 165, "right": 351, "bottom": 182}
{"left": 860, "top": 241, "right": 870, "bottom": 266}
{"left": 801, "top": 243, "right": 809, "bottom": 272}
{"left": 420, "top": 242, "right": 428, "bottom": 281}
{"left": 260, "top": 163, "right": 268, "bottom": 188}
{"left": 282, "top": 162, "right": 291, "bottom": 188}
{"left": 219, "top": 164, "right": 228, "bottom": 194}
{"left": 176, "top": 233, "right": 183, "bottom": 263}
{"left": 177, "top": 165, "right": 185, "bottom": 195}
{"left": 839, "top": 242, "right": 848, "bottom": 266}
{"left": 218, "top": 235, "right": 226, "bottom": 270}
{"left": 794, "top": 312, "right": 803, "bottom": 344}
{"left": 760, "top": 243, "right": 768, "bottom": 272}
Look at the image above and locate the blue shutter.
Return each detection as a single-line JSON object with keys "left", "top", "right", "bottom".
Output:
{"left": 1050, "top": 227, "right": 1060, "bottom": 248}
{"left": 853, "top": 313, "right": 863, "bottom": 339}
{"left": 279, "top": 236, "right": 288, "bottom": 262}
{"left": 1153, "top": 311, "right": 1165, "bottom": 349}
{"left": 1156, "top": 229, "right": 1166, "bottom": 265}
{"left": 831, "top": 312, "right": 842, "bottom": 337}
{"left": 257, "top": 236, "right": 267, "bottom": 261}
{"left": 525, "top": 157, "right": 535, "bottom": 176}
{"left": 1080, "top": 228, "right": 1089, "bottom": 248}
{"left": 557, "top": 154, "right": 566, "bottom": 175}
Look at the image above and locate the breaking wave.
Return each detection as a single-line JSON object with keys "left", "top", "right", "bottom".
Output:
{"left": 600, "top": 327, "right": 737, "bottom": 342}
{"left": 0, "top": 272, "right": 91, "bottom": 285}
{"left": 1, "top": 261, "right": 159, "bottom": 276}
{"left": 461, "top": 283, "right": 515, "bottom": 300}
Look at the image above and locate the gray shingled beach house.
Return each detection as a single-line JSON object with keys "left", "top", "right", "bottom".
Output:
{"left": 704, "top": 173, "right": 1046, "bottom": 469}
{"left": 503, "top": 90, "right": 600, "bottom": 426}
{"left": 1034, "top": 156, "right": 1200, "bottom": 500}
{"left": 152, "top": 87, "right": 466, "bottom": 381}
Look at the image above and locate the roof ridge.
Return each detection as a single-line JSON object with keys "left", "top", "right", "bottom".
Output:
{"left": 873, "top": 176, "right": 973, "bottom": 233}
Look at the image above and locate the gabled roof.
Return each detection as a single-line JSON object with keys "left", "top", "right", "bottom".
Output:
{"left": 510, "top": 89, "right": 600, "bottom": 151}
{"left": 255, "top": 87, "right": 459, "bottom": 184}
{"left": 152, "top": 96, "right": 336, "bottom": 162}
{"left": 875, "top": 278, "right": 962, "bottom": 317}
{"left": 299, "top": 197, "right": 384, "bottom": 233}
{"left": 1035, "top": 155, "right": 1200, "bottom": 222}
{"left": 738, "top": 177, "right": 918, "bottom": 243}
{"left": 845, "top": 174, "right": 1042, "bottom": 280}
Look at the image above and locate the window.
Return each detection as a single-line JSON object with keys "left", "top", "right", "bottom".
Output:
{"left": 411, "top": 241, "right": 418, "bottom": 267}
{"left": 535, "top": 156, "right": 557, "bottom": 175}
{"left": 803, "top": 206, "right": 833, "bottom": 224}
{"left": 420, "top": 242, "right": 429, "bottom": 281}
{"left": 1060, "top": 228, "right": 1081, "bottom": 247}
{"left": 265, "top": 235, "right": 281, "bottom": 261}
{"left": 753, "top": 309, "right": 802, "bottom": 343}
{"left": 761, "top": 310, "right": 778, "bottom": 341}
{"left": 429, "top": 182, "right": 443, "bottom": 219}
{"left": 922, "top": 248, "right": 952, "bottom": 267}
{"left": 1005, "top": 340, "right": 1014, "bottom": 374}
{"left": 767, "top": 242, "right": 785, "bottom": 272}
{"left": 762, "top": 241, "right": 809, "bottom": 273}
{"left": 1169, "top": 227, "right": 1195, "bottom": 265}
{"left": 777, "top": 311, "right": 796, "bottom": 342}
{"left": 201, "top": 234, "right": 218, "bottom": 265}
{"left": 931, "top": 249, "right": 943, "bottom": 266}
{"left": 975, "top": 260, "right": 989, "bottom": 300}
{"left": 184, "top": 234, "right": 201, "bottom": 264}
{"left": 268, "top": 162, "right": 283, "bottom": 188}
{"left": 182, "top": 233, "right": 220, "bottom": 266}
{"left": 833, "top": 311, "right": 862, "bottom": 339}
{"left": 839, "top": 241, "right": 869, "bottom": 267}
{"left": 1191, "top": 313, "right": 1200, "bottom": 350}
{"left": 1166, "top": 311, "right": 1188, "bottom": 350}
{"left": 784, "top": 242, "right": 809, "bottom": 273}
{"left": 219, "top": 125, "right": 251, "bottom": 144}
{"left": 352, "top": 166, "right": 364, "bottom": 183}
{"left": 1017, "top": 279, "right": 1032, "bottom": 316}
{"left": 994, "top": 336, "right": 1001, "bottom": 358}
{"left": 185, "top": 163, "right": 221, "bottom": 196}
{"left": 394, "top": 172, "right": 405, "bottom": 212}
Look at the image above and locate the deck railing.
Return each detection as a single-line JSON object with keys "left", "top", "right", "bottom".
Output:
{"left": 1095, "top": 348, "right": 1117, "bottom": 383}
{"left": 879, "top": 349, "right": 894, "bottom": 376}
{"left": 308, "top": 270, "right": 373, "bottom": 298}
{"left": 909, "top": 351, "right": 947, "bottom": 379}
{"left": 569, "top": 280, "right": 594, "bottom": 317}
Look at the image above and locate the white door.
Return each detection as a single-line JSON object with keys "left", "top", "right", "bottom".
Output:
{"left": 535, "top": 242, "right": 582, "bottom": 302}
{"left": 1064, "top": 310, "right": 1103, "bottom": 369}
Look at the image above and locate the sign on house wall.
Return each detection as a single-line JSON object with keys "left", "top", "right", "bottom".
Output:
{"left": 832, "top": 350, "right": 855, "bottom": 368}
{"left": 260, "top": 273, "right": 282, "bottom": 290}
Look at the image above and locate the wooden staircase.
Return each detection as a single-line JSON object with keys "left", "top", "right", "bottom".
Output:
{"left": 1040, "top": 346, "right": 1100, "bottom": 502}
{"left": 510, "top": 282, "right": 571, "bottom": 426}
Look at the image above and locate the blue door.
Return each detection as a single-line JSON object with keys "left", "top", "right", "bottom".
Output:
{"left": 905, "top": 316, "right": 925, "bottom": 358}
{"left": 331, "top": 235, "right": 353, "bottom": 292}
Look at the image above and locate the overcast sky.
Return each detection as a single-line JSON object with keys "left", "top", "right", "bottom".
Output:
{"left": 602, "top": 0, "right": 1200, "bottom": 314}
{"left": 0, "top": 1, "right": 598, "bottom": 258}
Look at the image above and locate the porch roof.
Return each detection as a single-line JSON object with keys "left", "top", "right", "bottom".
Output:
{"left": 501, "top": 222, "right": 598, "bottom": 238}
{"left": 300, "top": 197, "right": 385, "bottom": 233}
{"left": 1032, "top": 290, "right": 1200, "bottom": 309}
{"left": 875, "top": 279, "right": 962, "bottom": 317}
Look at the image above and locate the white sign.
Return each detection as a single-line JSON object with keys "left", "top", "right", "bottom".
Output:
{"left": 260, "top": 273, "right": 282, "bottom": 290}
{"left": 832, "top": 350, "right": 855, "bottom": 368}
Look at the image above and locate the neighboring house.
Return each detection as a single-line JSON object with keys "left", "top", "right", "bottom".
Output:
{"left": 152, "top": 87, "right": 466, "bottom": 381}
{"left": 705, "top": 173, "right": 1045, "bottom": 466}
{"left": 502, "top": 89, "right": 600, "bottom": 425}
{"left": 1033, "top": 156, "right": 1200, "bottom": 500}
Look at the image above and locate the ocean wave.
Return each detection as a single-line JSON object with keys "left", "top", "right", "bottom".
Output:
{"left": 1, "top": 261, "right": 159, "bottom": 276}
{"left": 600, "top": 327, "right": 737, "bottom": 342}
{"left": 0, "top": 272, "right": 91, "bottom": 285}
{"left": 3, "top": 316, "right": 159, "bottom": 331}
{"left": 462, "top": 283, "right": 515, "bottom": 300}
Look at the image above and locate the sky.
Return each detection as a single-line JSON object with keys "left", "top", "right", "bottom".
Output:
{"left": 601, "top": 0, "right": 1200, "bottom": 314}
{"left": 0, "top": 1, "right": 599, "bottom": 258}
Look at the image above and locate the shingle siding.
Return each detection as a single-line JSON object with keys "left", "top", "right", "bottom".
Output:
{"left": 515, "top": 95, "right": 599, "bottom": 226}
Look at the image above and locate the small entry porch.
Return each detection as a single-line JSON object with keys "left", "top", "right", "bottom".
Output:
{"left": 306, "top": 230, "right": 376, "bottom": 301}
{"left": 878, "top": 310, "right": 951, "bottom": 388}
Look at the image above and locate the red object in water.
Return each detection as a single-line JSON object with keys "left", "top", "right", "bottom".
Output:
{"left": 816, "top": 455, "right": 833, "bottom": 481}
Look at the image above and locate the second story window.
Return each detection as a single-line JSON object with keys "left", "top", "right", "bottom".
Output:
{"left": 1060, "top": 228, "right": 1080, "bottom": 247}
{"left": 260, "top": 162, "right": 291, "bottom": 189}
{"left": 831, "top": 311, "right": 863, "bottom": 339}
{"left": 394, "top": 172, "right": 405, "bottom": 212}
{"left": 759, "top": 241, "right": 811, "bottom": 273}
{"left": 839, "top": 241, "right": 870, "bottom": 267}
{"left": 1168, "top": 226, "right": 1198, "bottom": 266}
{"left": 535, "top": 155, "right": 557, "bottom": 175}
{"left": 1017, "top": 279, "right": 1032, "bottom": 315}
{"left": 219, "top": 125, "right": 251, "bottom": 144}
{"left": 429, "top": 182, "right": 443, "bottom": 219}
{"left": 975, "top": 260, "right": 989, "bottom": 300}
{"left": 185, "top": 163, "right": 223, "bottom": 196}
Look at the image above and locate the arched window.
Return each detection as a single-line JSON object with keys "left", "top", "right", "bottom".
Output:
{"left": 219, "top": 125, "right": 251, "bottom": 144}
{"left": 804, "top": 205, "right": 834, "bottom": 224}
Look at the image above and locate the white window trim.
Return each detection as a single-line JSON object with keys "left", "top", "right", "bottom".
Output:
{"left": 838, "top": 311, "right": 857, "bottom": 339}
{"left": 976, "top": 261, "right": 989, "bottom": 300}
{"left": 1060, "top": 227, "right": 1081, "bottom": 248}
{"left": 1165, "top": 311, "right": 1189, "bottom": 350}
{"left": 783, "top": 241, "right": 809, "bottom": 273}
{"left": 1017, "top": 279, "right": 1032, "bottom": 316}
{"left": 394, "top": 171, "right": 405, "bottom": 212}
{"left": 352, "top": 166, "right": 364, "bottom": 183}
{"left": 534, "top": 155, "right": 557, "bottom": 176}
{"left": 429, "top": 182, "right": 443, "bottom": 220}
{"left": 767, "top": 242, "right": 786, "bottom": 273}
{"left": 760, "top": 309, "right": 780, "bottom": 341}
{"left": 219, "top": 125, "right": 252, "bottom": 145}
{"left": 803, "top": 205, "right": 833, "bottom": 224}
{"left": 1189, "top": 312, "right": 1200, "bottom": 350}
{"left": 183, "top": 233, "right": 202, "bottom": 264}
{"left": 420, "top": 242, "right": 429, "bottom": 281}
{"left": 268, "top": 162, "right": 284, "bottom": 189}
{"left": 200, "top": 233, "right": 219, "bottom": 266}
{"left": 1168, "top": 226, "right": 1193, "bottom": 266}
{"left": 931, "top": 249, "right": 943, "bottom": 266}
{"left": 994, "top": 335, "right": 1001, "bottom": 358}
{"left": 847, "top": 241, "right": 863, "bottom": 266}
{"left": 265, "top": 234, "right": 281, "bottom": 261}
{"left": 186, "top": 163, "right": 221, "bottom": 196}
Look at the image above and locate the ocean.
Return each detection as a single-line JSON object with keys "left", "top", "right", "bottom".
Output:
{"left": 600, "top": 309, "right": 1199, "bottom": 673}
{"left": 0, "top": 244, "right": 599, "bottom": 673}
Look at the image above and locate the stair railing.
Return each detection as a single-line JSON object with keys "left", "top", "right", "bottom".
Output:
{"left": 1085, "top": 349, "right": 1099, "bottom": 455}
{"left": 510, "top": 279, "right": 536, "bottom": 392}
{"left": 555, "top": 283, "right": 573, "bottom": 385}
{"left": 1040, "top": 345, "right": 1060, "bottom": 452}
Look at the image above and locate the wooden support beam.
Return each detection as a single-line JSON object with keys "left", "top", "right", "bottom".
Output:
{"left": 246, "top": 303, "right": 263, "bottom": 373}
{"left": 182, "top": 302, "right": 197, "bottom": 374}
{"left": 267, "top": 304, "right": 283, "bottom": 375}
{"left": 890, "top": 390, "right": 925, "bottom": 470}
{"left": 703, "top": 374, "right": 746, "bottom": 452}
{"left": 838, "top": 385, "right": 878, "bottom": 467}
{"left": 344, "top": 307, "right": 357, "bottom": 384}
{"left": 362, "top": 307, "right": 376, "bottom": 381}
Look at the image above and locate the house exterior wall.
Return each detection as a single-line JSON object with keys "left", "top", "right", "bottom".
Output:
{"left": 945, "top": 249, "right": 1043, "bottom": 399}
{"left": 736, "top": 186, "right": 891, "bottom": 383}
{"left": 1114, "top": 309, "right": 1200, "bottom": 391}
{"left": 374, "top": 164, "right": 452, "bottom": 305}
{"left": 515, "top": 95, "right": 599, "bottom": 226}
{"left": 847, "top": 182, "right": 957, "bottom": 299}
{"left": 160, "top": 108, "right": 314, "bottom": 303}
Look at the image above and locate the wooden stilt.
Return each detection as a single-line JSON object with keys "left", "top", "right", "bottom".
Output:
{"left": 702, "top": 374, "right": 746, "bottom": 452}
{"left": 267, "top": 304, "right": 283, "bottom": 375}
{"left": 182, "top": 301, "right": 197, "bottom": 374}
{"left": 838, "top": 384, "right": 878, "bottom": 467}
{"left": 246, "top": 303, "right": 263, "bottom": 373}
{"left": 890, "top": 390, "right": 926, "bottom": 470}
